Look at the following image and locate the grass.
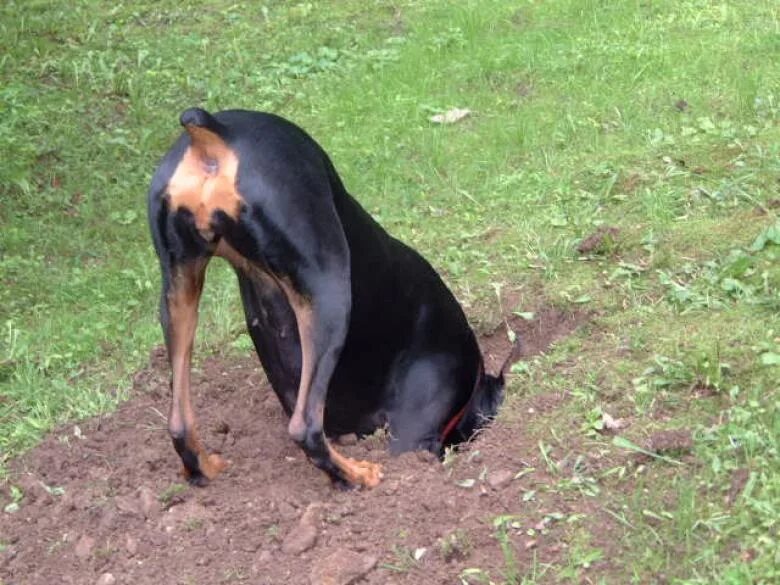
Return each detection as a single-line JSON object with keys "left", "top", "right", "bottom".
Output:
{"left": 1, "top": 0, "right": 778, "bottom": 582}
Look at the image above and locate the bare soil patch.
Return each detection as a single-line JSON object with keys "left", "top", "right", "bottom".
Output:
{"left": 1, "top": 308, "right": 586, "bottom": 585}
{"left": 647, "top": 428, "right": 694, "bottom": 457}
{"left": 576, "top": 226, "right": 620, "bottom": 256}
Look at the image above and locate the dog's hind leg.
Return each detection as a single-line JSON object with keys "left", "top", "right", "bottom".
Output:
{"left": 279, "top": 275, "right": 383, "bottom": 489}
{"left": 151, "top": 203, "right": 226, "bottom": 486}
{"left": 162, "top": 258, "right": 227, "bottom": 485}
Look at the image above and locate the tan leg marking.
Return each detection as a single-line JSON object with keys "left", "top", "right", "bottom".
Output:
{"left": 214, "top": 240, "right": 314, "bottom": 440}
{"left": 277, "top": 281, "right": 315, "bottom": 441}
{"left": 168, "top": 262, "right": 227, "bottom": 481}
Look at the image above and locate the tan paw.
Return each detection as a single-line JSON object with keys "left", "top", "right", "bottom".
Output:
{"left": 346, "top": 458, "right": 384, "bottom": 488}
{"left": 200, "top": 452, "right": 228, "bottom": 480}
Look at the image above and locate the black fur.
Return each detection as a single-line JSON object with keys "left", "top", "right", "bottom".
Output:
{"left": 148, "top": 108, "right": 504, "bottom": 486}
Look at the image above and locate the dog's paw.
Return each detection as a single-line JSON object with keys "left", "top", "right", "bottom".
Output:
{"left": 326, "top": 442, "right": 383, "bottom": 489}
{"left": 181, "top": 452, "right": 228, "bottom": 487}
{"left": 200, "top": 453, "right": 228, "bottom": 479}
{"left": 184, "top": 469, "right": 210, "bottom": 487}
{"left": 201, "top": 452, "right": 228, "bottom": 479}
{"left": 345, "top": 458, "right": 383, "bottom": 489}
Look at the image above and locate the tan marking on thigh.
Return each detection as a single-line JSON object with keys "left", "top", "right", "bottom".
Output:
{"left": 278, "top": 280, "right": 314, "bottom": 438}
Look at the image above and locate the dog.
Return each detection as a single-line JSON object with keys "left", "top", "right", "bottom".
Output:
{"left": 147, "top": 108, "right": 505, "bottom": 489}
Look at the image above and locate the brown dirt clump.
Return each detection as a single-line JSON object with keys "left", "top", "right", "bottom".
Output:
{"left": 576, "top": 226, "right": 620, "bottom": 256}
{"left": 647, "top": 428, "right": 694, "bottom": 456}
{"left": 1, "top": 308, "right": 586, "bottom": 585}
{"left": 726, "top": 468, "right": 750, "bottom": 506}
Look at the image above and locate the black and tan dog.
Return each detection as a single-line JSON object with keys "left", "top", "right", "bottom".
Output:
{"left": 147, "top": 108, "right": 504, "bottom": 489}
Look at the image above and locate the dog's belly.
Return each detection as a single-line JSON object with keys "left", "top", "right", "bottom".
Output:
{"left": 323, "top": 348, "right": 397, "bottom": 436}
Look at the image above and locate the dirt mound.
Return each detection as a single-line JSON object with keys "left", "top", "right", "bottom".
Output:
{"left": 1, "top": 308, "right": 584, "bottom": 585}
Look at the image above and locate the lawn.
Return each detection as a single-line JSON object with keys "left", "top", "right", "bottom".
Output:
{"left": 1, "top": 0, "right": 778, "bottom": 582}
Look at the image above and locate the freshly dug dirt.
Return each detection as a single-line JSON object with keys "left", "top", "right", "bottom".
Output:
{"left": 1, "top": 308, "right": 585, "bottom": 585}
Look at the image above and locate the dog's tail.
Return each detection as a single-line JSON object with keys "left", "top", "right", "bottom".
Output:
{"left": 441, "top": 346, "right": 516, "bottom": 449}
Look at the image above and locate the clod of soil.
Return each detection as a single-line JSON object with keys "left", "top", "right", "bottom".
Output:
{"left": 726, "top": 468, "right": 750, "bottom": 506}
{"left": 310, "top": 548, "right": 377, "bottom": 585}
{"left": 576, "top": 226, "right": 620, "bottom": 255}
{"left": 486, "top": 469, "right": 514, "bottom": 490}
{"left": 755, "top": 198, "right": 780, "bottom": 215}
{"left": 282, "top": 503, "right": 322, "bottom": 555}
{"left": 647, "top": 429, "right": 694, "bottom": 455}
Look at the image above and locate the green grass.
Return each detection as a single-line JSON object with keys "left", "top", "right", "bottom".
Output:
{"left": 1, "top": 0, "right": 779, "bottom": 582}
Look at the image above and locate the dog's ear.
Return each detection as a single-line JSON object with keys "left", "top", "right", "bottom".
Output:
{"left": 180, "top": 108, "right": 230, "bottom": 158}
